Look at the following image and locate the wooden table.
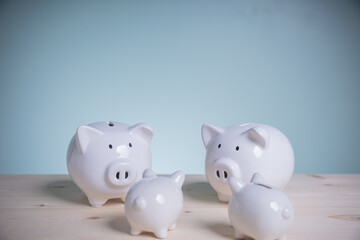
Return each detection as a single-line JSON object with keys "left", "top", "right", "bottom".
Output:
{"left": 0, "top": 174, "right": 359, "bottom": 239}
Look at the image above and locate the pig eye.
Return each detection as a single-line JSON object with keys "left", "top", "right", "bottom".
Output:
{"left": 108, "top": 122, "right": 114, "bottom": 127}
{"left": 109, "top": 144, "right": 113, "bottom": 149}
{"left": 218, "top": 144, "right": 221, "bottom": 148}
{"left": 129, "top": 143, "right": 132, "bottom": 148}
{"left": 236, "top": 146, "right": 239, "bottom": 151}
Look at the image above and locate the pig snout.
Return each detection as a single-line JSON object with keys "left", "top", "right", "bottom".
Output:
{"left": 282, "top": 206, "right": 293, "bottom": 220}
{"left": 106, "top": 160, "right": 137, "bottom": 187}
{"left": 132, "top": 197, "right": 147, "bottom": 211}
{"left": 212, "top": 158, "right": 241, "bottom": 183}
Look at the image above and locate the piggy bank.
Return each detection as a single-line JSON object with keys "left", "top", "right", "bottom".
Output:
{"left": 202, "top": 123, "right": 294, "bottom": 202}
{"left": 124, "top": 169, "right": 185, "bottom": 238}
{"left": 67, "top": 121, "right": 153, "bottom": 207}
{"left": 228, "top": 173, "right": 294, "bottom": 240}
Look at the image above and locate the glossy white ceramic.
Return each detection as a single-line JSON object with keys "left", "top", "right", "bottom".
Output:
{"left": 67, "top": 121, "right": 153, "bottom": 207}
{"left": 228, "top": 173, "right": 294, "bottom": 240}
{"left": 124, "top": 169, "right": 185, "bottom": 239}
{"left": 202, "top": 123, "right": 294, "bottom": 202}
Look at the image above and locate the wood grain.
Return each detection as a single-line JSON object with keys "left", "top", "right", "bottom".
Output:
{"left": 0, "top": 174, "right": 359, "bottom": 239}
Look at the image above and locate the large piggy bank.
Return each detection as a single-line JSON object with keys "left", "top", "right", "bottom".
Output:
{"left": 202, "top": 123, "right": 294, "bottom": 202}
{"left": 124, "top": 169, "right": 185, "bottom": 239}
{"left": 67, "top": 121, "right": 153, "bottom": 207}
{"left": 228, "top": 173, "right": 294, "bottom": 240}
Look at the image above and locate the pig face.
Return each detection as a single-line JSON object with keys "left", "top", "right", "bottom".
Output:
{"left": 67, "top": 121, "right": 153, "bottom": 207}
{"left": 228, "top": 173, "right": 294, "bottom": 240}
{"left": 202, "top": 123, "right": 294, "bottom": 202}
{"left": 124, "top": 169, "right": 185, "bottom": 238}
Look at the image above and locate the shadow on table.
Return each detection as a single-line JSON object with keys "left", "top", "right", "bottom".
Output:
{"left": 207, "top": 222, "right": 235, "bottom": 240}
{"left": 108, "top": 215, "right": 129, "bottom": 234}
{"left": 43, "top": 179, "right": 89, "bottom": 206}
{"left": 182, "top": 181, "right": 220, "bottom": 204}
{"left": 43, "top": 177, "right": 221, "bottom": 207}
{"left": 43, "top": 180, "right": 126, "bottom": 207}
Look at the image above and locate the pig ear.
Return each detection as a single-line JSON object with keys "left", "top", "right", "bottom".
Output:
{"left": 250, "top": 172, "right": 264, "bottom": 184}
{"left": 76, "top": 126, "right": 103, "bottom": 154}
{"left": 201, "top": 124, "right": 224, "bottom": 148}
{"left": 170, "top": 170, "right": 185, "bottom": 188}
{"left": 228, "top": 177, "right": 245, "bottom": 194}
{"left": 143, "top": 168, "right": 157, "bottom": 178}
{"left": 130, "top": 123, "right": 154, "bottom": 143}
{"left": 246, "top": 126, "right": 269, "bottom": 148}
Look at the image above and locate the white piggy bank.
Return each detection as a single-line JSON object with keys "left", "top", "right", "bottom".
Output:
{"left": 228, "top": 173, "right": 294, "bottom": 240}
{"left": 124, "top": 169, "right": 185, "bottom": 239}
{"left": 202, "top": 123, "right": 294, "bottom": 202}
{"left": 67, "top": 121, "right": 153, "bottom": 207}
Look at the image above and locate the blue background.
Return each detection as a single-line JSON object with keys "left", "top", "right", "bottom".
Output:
{"left": 1, "top": 0, "right": 359, "bottom": 174}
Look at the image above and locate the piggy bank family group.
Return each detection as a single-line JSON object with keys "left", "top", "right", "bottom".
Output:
{"left": 67, "top": 121, "right": 295, "bottom": 240}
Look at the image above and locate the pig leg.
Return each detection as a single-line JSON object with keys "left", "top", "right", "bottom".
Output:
{"left": 87, "top": 196, "right": 107, "bottom": 207}
{"left": 154, "top": 228, "right": 168, "bottom": 238}
{"left": 217, "top": 193, "right": 230, "bottom": 202}
{"left": 168, "top": 222, "right": 176, "bottom": 230}
{"left": 130, "top": 227, "right": 141, "bottom": 235}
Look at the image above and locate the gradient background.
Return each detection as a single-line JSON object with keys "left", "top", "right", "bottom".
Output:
{"left": 0, "top": 0, "right": 359, "bottom": 174}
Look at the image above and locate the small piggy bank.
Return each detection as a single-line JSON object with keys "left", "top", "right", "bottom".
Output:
{"left": 202, "top": 123, "right": 294, "bottom": 202}
{"left": 124, "top": 169, "right": 185, "bottom": 238}
{"left": 228, "top": 173, "right": 294, "bottom": 240}
{"left": 67, "top": 121, "right": 153, "bottom": 207}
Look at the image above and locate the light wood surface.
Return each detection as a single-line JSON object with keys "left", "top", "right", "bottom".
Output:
{"left": 0, "top": 174, "right": 359, "bottom": 239}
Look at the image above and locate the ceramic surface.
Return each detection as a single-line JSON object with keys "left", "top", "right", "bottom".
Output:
{"left": 202, "top": 123, "right": 294, "bottom": 202}
{"left": 228, "top": 173, "right": 294, "bottom": 240}
{"left": 67, "top": 121, "right": 153, "bottom": 207}
{"left": 124, "top": 169, "right": 185, "bottom": 238}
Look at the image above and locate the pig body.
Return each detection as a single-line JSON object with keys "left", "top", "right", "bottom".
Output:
{"left": 228, "top": 173, "right": 294, "bottom": 240}
{"left": 124, "top": 169, "right": 185, "bottom": 239}
{"left": 202, "top": 123, "right": 294, "bottom": 202}
{"left": 67, "top": 121, "right": 153, "bottom": 207}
